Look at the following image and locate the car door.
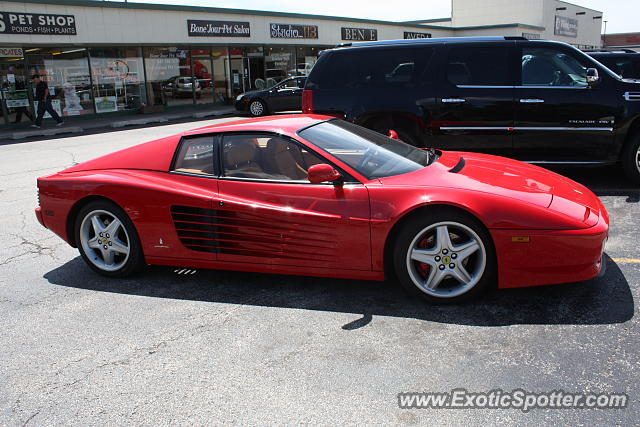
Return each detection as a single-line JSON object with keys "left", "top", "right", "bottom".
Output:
{"left": 215, "top": 132, "right": 371, "bottom": 271}
{"left": 512, "top": 42, "right": 618, "bottom": 163}
{"left": 144, "top": 134, "right": 219, "bottom": 261}
{"left": 432, "top": 42, "right": 516, "bottom": 155}
{"left": 267, "top": 77, "right": 305, "bottom": 112}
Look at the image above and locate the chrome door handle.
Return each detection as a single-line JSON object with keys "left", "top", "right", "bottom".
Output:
{"left": 520, "top": 98, "right": 545, "bottom": 103}
{"left": 442, "top": 98, "right": 466, "bottom": 103}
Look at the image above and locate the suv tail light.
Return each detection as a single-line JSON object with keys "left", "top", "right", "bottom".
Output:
{"left": 302, "top": 89, "right": 313, "bottom": 114}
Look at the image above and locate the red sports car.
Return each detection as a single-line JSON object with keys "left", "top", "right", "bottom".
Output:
{"left": 35, "top": 115, "right": 609, "bottom": 302}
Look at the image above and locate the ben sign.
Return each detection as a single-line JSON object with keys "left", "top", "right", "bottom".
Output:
{"left": 341, "top": 27, "right": 377, "bottom": 41}
{"left": 0, "top": 11, "right": 76, "bottom": 35}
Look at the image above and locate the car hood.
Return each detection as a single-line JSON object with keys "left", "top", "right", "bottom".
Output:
{"left": 378, "top": 151, "right": 602, "bottom": 227}
{"left": 239, "top": 89, "right": 266, "bottom": 98}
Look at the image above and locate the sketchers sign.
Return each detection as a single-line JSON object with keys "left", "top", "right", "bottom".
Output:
{"left": 0, "top": 11, "right": 76, "bottom": 35}
{"left": 188, "top": 20, "right": 250, "bottom": 37}
{"left": 270, "top": 23, "right": 318, "bottom": 39}
{"left": 341, "top": 27, "right": 377, "bottom": 41}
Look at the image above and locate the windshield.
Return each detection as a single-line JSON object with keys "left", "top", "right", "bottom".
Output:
{"left": 298, "top": 120, "right": 432, "bottom": 179}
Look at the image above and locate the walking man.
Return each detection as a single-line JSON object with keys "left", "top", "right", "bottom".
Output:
{"left": 32, "top": 74, "right": 64, "bottom": 128}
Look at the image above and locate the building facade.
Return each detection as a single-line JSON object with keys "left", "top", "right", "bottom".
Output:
{"left": 0, "top": 0, "right": 603, "bottom": 125}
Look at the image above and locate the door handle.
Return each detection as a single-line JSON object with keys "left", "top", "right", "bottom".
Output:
{"left": 442, "top": 98, "right": 466, "bottom": 103}
{"left": 520, "top": 98, "right": 545, "bottom": 103}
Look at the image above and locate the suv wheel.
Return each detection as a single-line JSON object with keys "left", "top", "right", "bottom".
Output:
{"left": 622, "top": 132, "right": 640, "bottom": 185}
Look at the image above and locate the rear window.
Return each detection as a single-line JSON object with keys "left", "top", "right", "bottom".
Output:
{"left": 306, "top": 46, "right": 434, "bottom": 90}
{"left": 172, "top": 136, "right": 216, "bottom": 175}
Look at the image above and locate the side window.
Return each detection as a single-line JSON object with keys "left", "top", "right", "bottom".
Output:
{"left": 172, "top": 136, "right": 216, "bottom": 175}
{"left": 521, "top": 48, "right": 587, "bottom": 87}
{"left": 447, "top": 46, "right": 511, "bottom": 86}
{"left": 222, "top": 134, "right": 326, "bottom": 181}
{"left": 317, "top": 47, "right": 434, "bottom": 89}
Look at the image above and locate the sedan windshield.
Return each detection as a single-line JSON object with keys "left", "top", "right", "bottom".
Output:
{"left": 298, "top": 120, "right": 432, "bottom": 179}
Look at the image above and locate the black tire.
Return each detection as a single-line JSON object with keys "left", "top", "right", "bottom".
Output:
{"left": 621, "top": 132, "right": 640, "bottom": 185}
{"left": 392, "top": 209, "right": 496, "bottom": 304}
{"left": 248, "top": 99, "right": 267, "bottom": 117}
{"left": 74, "top": 200, "right": 144, "bottom": 278}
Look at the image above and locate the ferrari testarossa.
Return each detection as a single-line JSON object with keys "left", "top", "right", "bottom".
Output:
{"left": 36, "top": 115, "right": 609, "bottom": 302}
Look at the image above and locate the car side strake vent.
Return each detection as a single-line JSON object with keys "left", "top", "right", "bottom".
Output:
{"left": 170, "top": 205, "right": 218, "bottom": 253}
{"left": 449, "top": 157, "right": 466, "bottom": 173}
{"left": 623, "top": 92, "right": 640, "bottom": 101}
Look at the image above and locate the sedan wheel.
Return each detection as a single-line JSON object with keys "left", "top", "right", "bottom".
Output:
{"left": 249, "top": 99, "right": 266, "bottom": 117}
{"left": 394, "top": 210, "right": 495, "bottom": 303}
{"left": 75, "top": 201, "right": 143, "bottom": 277}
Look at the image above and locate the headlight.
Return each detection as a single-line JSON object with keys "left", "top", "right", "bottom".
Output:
{"left": 236, "top": 94, "right": 244, "bottom": 101}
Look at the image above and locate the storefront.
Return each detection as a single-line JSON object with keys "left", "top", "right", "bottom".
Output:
{"left": 0, "top": 42, "right": 331, "bottom": 125}
{"left": 0, "top": 0, "right": 603, "bottom": 125}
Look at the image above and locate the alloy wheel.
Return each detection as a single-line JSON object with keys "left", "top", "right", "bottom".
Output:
{"left": 79, "top": 209, "right": 131, "bottom": 272}
{"left": 249, "top": 100, "right": 264, "bottom": 116}
{"left": 406, "top": 221, "right": 487, "bottom": 298}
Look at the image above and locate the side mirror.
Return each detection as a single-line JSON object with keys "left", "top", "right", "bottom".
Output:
{"left": 388, "top": 129, "right": 401, "bottom": 140}
{"left": 308, "top": 164, "right": 342, "bottom": 184}
{"left": 586, "top": 68, "right": 600, "bottom": 86}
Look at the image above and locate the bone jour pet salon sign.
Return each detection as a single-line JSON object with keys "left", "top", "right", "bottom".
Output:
{"left": 0, "top": 11, "right": 76, "bottom": 35}
{"left": 270, "top": 23, "right": 318, "bottom": 39}
{"left": 187, "top": 20, "right": 250, "bottom": 37}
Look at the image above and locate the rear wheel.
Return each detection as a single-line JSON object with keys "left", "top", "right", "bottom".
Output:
{"left": 75, "top": 200, "right": 144, "bottom": 277}
{"left": 393, "top": 210, "right": 496, "bottom": 303}
{"left": 622, "top": 131, "right": 640, "bottom": 185}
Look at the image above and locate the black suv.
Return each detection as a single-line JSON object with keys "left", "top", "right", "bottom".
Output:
{"left": 303, "top": 37, "right": 640, "bottom": 183}
{"left": 586, "top": 49, "right": 640, "bottom": 79}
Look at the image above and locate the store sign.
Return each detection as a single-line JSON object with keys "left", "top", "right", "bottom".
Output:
{"left": 0, "top": 12, "right": 76, "bottom": 35}
{"left": 522, "top": 32, "right": 541, "bottom": 40}
{"left": 187, "top": 20, "right": 250, "bottom": 37}
{"left": 270, "top": 23, "right": 318, "bottom": 39}
{"left": 341, "top": 27, "right": 377, "bottom": 41}
{"left": 0, "top": 47, "right": 23, "bottom": 57}
{"left": 554, "top": 15, "right": 578, "bottom": 37}
{"left": 404, "top": 31, "right": 431, "bottom": 39}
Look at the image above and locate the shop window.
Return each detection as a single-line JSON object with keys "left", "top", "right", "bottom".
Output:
{"left": 265, "top": 46, "right": 295, "bottom": 86}
{"left": 25, "top": 47, "right": 93, "bottom": 117}
{"left": 89, "top": 47, "right": 146, "bottom": 113}
{"left": 143, "top": 47, "right": 192, "bottom": 107}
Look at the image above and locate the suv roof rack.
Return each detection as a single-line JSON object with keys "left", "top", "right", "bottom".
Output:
{"left": 584, "top": 48, "right": 637, "bottom": 53}
{"left": 335, "top": 36, "right": 527, "bottom": 49}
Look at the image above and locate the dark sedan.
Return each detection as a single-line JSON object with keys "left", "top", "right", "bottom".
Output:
{"left": 235, "top": 76, "right": 306, "bottom": 116}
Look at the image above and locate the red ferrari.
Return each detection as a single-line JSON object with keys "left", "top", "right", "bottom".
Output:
{"left": 36, "top": 115, "right": 608, "bottom": 302}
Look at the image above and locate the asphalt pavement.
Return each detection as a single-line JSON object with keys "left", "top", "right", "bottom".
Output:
{"left": 0, "top": 118, "right": 638, "bottom": 425}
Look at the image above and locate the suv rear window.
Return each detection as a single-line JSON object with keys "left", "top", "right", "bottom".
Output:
{"left": 307, "top": 46, "right": 434, "bottom": 90}
{"left": 447, "top": 46, "right": 511, "bottom": 86}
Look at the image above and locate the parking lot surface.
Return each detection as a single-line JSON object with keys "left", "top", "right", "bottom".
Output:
{"left": 0, "top": 118, "right": 638, "bottom": 425}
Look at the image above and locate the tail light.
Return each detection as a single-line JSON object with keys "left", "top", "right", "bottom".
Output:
{"left": 302, "top": 89, "right": 313, "bottom": 114}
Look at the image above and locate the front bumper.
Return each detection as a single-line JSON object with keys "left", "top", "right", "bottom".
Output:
{"left": 234, "top": 98, "right": 248, "bottom": 111}
{"left": 491, "top": 201, "right": 609, "bottom": 289}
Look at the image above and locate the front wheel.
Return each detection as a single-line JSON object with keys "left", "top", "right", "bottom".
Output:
{"left": 393, "top": 210, "right": 496, "bottom": 303}
{"left": 248, "top": 99, "right": 267, "bottom": 117}
{"left": 75, "top": 200, "right": 144, "bottom": 277}
{"left": 621, "top": 132, "right": 640, "bottom": 185}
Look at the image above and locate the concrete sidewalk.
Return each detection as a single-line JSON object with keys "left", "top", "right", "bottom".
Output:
{"left": 0, "top": 105, "right": 237, "bottom": 141}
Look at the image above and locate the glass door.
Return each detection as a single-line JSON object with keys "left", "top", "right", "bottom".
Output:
{"left": 1, "top": 54, "right": 34, "bottom": 125}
